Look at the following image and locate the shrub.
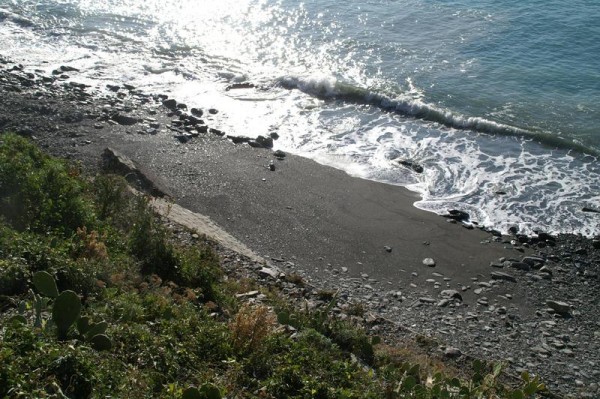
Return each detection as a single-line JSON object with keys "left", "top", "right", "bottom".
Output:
{"left": 0, "top": 258, "right": 30, "bottom": 296}
{"left": 178, "top": 245, "right": 221, "bottom": 301}
{"left": 0, "top": 133, "right": 96, "bottom": 235}
{"left": 47, "top": 352, "right": 95, "bottom": 399}
{"left": 129, "top": 196, "right": 180, "bottom": 281}
{"left": 73, "top": 227, "right": 108, "bottom": 261}
{"left": 129, "top": 197, "right": 221, "bottom": 300}
{"left": 230, "top": 303, "right": 276, "bottom": 355}
{"left": 92, "top": 174, "right": 129, "bottom": 221}
{"left": 330, "top": 322, "right": 375, "bottom": 366}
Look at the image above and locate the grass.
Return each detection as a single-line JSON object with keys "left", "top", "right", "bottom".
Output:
{"left": 0, "top": 133, "right": 546, "bottom": 398}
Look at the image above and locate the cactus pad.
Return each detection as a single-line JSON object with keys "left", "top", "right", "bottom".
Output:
{"left": 32, "top": 271, "right": 59, "bottom": 298}
{"left": 90, "top": 334, "right": 112, "bottom": 351}
{"left": 52, "top": 290, "right": 81, "bottom": 339}
{"left": 85, "top": 321, "right": 108, "bottom": 340}
{"left": 182, "top": 387, "right": 202, "bottom": 399}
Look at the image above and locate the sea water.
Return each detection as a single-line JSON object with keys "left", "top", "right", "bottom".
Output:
{"left": 1, "top": 0, "right": 598, "bottom": 235}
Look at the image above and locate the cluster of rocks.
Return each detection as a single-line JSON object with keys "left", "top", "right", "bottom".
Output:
{"left": 0, "top": 56, "right": 280, "bottom": 152}
{"left": 0, "top": 59, "right": 161, "bottom": 144}
{"left": 283, "top": 231, "right": 599, "bottom": 398}
{"left": 171, "top": 223, "right": 599, "bottom": 398}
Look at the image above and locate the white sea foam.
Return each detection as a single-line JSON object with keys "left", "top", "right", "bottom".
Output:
{"left": 275, "top": 104, "right": 600, "bottom": 237}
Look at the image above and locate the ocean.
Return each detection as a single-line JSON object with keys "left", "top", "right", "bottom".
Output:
{"left": 1, "top": 0, "right": 599, "bottom": 236}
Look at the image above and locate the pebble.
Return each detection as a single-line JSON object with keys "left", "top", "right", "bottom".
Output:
{"left": 477, "top": 299, "right": 489, "bottom": 306}
{"left": 437, "top": 299, "right": 451, "bottom": 307}
{"left": 511, "top": 261, "right": 531, "bottom": 271}
{"left": 531, "top": 346, "right": 551, "bottom": 356}
{"left": 444, "top": 347, "right": 462, "bottom": 358}
{"left": 546, "top": 300, "right": 571, "bottom": 315}
{"left": 422, "top": 258, "right": 436, "bottom": 267}
{"left": 273, "top": 150, "right": 286, "bottom": 159}
{"left": 440, "top": 290, "right": 462, "bottom": 300}
{"left": 258, "top": 267, "right": 279, "bottom": 279}
{"left": 491, "top": 271, "right": 517, "bottom": 282}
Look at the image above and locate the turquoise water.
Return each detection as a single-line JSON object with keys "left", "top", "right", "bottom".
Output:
{"left": 0, "top": 0, "right": 598, "bottom": 235}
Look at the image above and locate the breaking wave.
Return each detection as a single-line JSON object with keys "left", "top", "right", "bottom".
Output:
{"left": 279, "top": 75, "right": 599, "bottom": 156}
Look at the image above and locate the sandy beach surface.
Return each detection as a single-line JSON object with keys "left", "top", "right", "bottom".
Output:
{"left": 1, "top": 57, "right": 599, "bottom": 397}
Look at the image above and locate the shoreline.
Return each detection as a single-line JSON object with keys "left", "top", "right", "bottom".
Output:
{"left": 1, "top": 56, "right": 599, "bottom": 397}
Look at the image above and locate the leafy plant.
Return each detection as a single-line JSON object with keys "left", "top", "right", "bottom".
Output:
{"left": 230, "top": 303, "right": 276, "bottom": 355}
{"left": 182, "top": 384, "right": 222, "bottom": 399}
{"left": 0, "top": 258, "right": 30, "bottom": 296}
{"left": 93, "top": 173, "right": 129, "bottom": 220}
{"left": 0, "top": 132, "right": 96, "bottom": 235}
{"left": 29, "top": 271, "right": 112, "bottom": 349}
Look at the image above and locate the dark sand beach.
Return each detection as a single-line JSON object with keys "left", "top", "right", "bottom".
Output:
{"left": 1, "top": 57, "right": 599, "bottom": 397}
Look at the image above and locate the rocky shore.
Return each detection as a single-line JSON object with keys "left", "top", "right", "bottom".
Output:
{"left": 1, "top": 55, "right": 599, "bottom": 398}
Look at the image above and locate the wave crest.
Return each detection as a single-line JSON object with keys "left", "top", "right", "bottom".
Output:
{"left": 278, "top": 75, "right": 599, "bottom": 156}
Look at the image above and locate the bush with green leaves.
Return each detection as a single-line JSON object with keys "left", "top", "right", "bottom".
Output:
{"left": 129, "top": 196, "right": 180, "bottom": 279}
{"left": 92, "top": 173, "right": 129, "bottom": 221}
{"left": 0, "top": 258, "right": 30, "bottom": 296}
{"left": 129, "top": 197, "right": 222, "bottom": 300}
{"left": 277, "top": 297, "right": 377, "bottom": 366}
{"left": 0, "top": 133, "right": 96, "bottom": 235}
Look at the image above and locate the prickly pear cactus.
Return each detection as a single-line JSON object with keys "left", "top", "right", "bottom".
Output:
{"left": 77, "top": 316, "right": 91, "bottom": 335}
{"left": 32, "top": 271, "right": 59, "bottom": 298}
{"left": 89, "top": 334, "right": 112, "bottom": 351}
{"left": 182, "top": 387, "right": 202, "bottom": 399}
{"left": 182, "top": 384, "right": 221, "bottom": 399}
{"left": 85, "top": 321, "right": 108, "bottom": 341}
{"left": 33, "top": 292, "right": 43, "bottom": 328}
{"left": 52, "top": 290, "right": 81, "bottom": 339}
{"left": 199, "top": 384, "right": 221, "bottom": 399}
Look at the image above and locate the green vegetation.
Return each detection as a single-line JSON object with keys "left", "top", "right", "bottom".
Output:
{"left": 0, "top": 133, "right": 546, "bottom": 398}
